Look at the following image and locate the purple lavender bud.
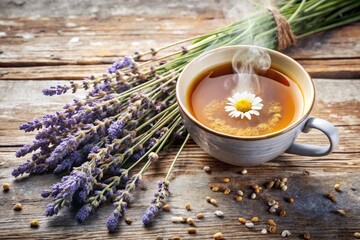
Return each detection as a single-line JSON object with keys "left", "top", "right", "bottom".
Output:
{"left": 108, "top": 56, "right": 133, "bottom": 74}
{"left": 76, "top": 204, "right": 92, "bottom": 223}
{"left": 46, "top": 136, "right": 78, "bottom": 165}
{"left": 142, "top": 205, "right": 159, "bottom": 225}
{"left": 15, "top": 144, "right": 32, "bottom": 158}
{"left": 106, "top": 214, "right": 119, "bottom": 233}
{"left": 12, "top": 160, "right": 31, "bottom": 177}
{"left": 19, "top": 119, "right": 42, "bottom": 132}
{"left": 53, "top": 151, "right": 82, "bottom": 174}
{"left": 42, "top": 114, "right": 61, "bottom": 128}
{"left": 42, "top": 84, "right": 69, "bottom": 96}
{"left": 108, "top": 121, "right": 125, "bottom": 140}
{"left": 45, "top": 202, "right": 59, "bottom": 216}
{"left": 41, "top": 190, "right": 51, "bottom": 198}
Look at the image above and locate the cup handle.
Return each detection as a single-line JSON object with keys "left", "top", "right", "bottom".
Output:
{"left": 286, "top": 118, "right": 339, "bottom": 156}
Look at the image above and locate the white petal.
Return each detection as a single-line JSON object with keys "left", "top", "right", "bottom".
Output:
{"left": 252, "top": 97, "right": 263, "bottom": 105}
{"left": 225, "top": 106, "right": 236, "bottom": 112}
{"left": 252, "top": 103, "right": 263, "bottom": 110}
{"left": 244, "top": 112, "right": 251, "bottom": 120}
{"left": 249, "top": 110, "right": 259, "bottom": 116}
{"left": 233, "top": 92, "right": 242, "bottom": 101}
{"left": 227, "top": 97, "right": 236, "bottom": 104}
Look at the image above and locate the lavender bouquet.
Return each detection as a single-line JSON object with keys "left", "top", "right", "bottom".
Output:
{"left": 13, "top": 0, "right": 360, "bottom": 232}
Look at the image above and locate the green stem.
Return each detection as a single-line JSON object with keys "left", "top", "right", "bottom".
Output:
{"left": 164, "top": 134, "right": 190, "bottom": 181}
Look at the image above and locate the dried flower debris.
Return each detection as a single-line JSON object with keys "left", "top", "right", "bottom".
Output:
{"left": 13, "top": 203, "right": 22, "bottom": 211}
{"left": 30, "top": 219, "right": 39, "bottom": 228}
{"left": 2, "top": 183, "right": 10, "bottom": 192}
{"left": 213, "top": 232, "right": 223, "bottom": 240}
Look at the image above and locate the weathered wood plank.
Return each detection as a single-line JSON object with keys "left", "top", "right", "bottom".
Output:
{"left": 0, "top": 144, "right": 359, "bottom": 239}
{"left": 1, "top": 58, "right": 359, "bottom": 80}
{"left": 0, "top": 17, "right": 359, "bottom": 68}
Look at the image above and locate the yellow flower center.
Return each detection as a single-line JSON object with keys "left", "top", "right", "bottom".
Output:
{"left": 235, "top": 99, "right": 252, "bottom": 112}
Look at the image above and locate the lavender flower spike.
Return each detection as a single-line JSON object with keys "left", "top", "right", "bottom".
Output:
{"left": 108, "top": 56, "right": 133, "bottom": 74}
{"left": 76, "top": 204, "right": 92, "bottom": 223}
{"left": 42, "top": 84, "right": 69, "bottom": 96}
{"left": 106, "top": 209, "right": 121, "bottom": 233}
{"left": 142, "top": 179, "right": 170, "bottom": 225}
{"left": 19, "top": 119, "right": 42, "bottom": 132}
{"left": 45, "top": 136, "right": 78, "bottom": 165}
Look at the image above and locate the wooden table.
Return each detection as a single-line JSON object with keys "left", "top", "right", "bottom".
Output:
{"left": 0, "top": 5, "right": 359, "bottom": 240}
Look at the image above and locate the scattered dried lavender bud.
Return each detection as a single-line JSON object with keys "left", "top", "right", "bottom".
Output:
{"left": 125, "top": 217, "right": 133, "bottom": 225}
{"left": 281, "top": 230, "right": 291, "bottom": 237}
{"left": 223, "top": 177, "right": 230, "bottom": 183}
{"left": 281, "top": 185, "right": 288, "bottom": 191}
{"left": 214, "top": 210, "right": 224, "bottom": 217}
{"left": 224, "top": 188, "right": 231, "bottom": 195}
{"left": 251, "top": 216, "right": 259, "bottom": 223}
{"left": 261, "top": 229, "right": 267, "bottom": 234}
{"left": 188, "top": 227, "right": 197, "bottom": 234}
{"left": 354, "top": 232, "right": 360, "bottom": 239}
{"left": 238, "top": 218, "right": 246, "bottom": 224}
{"left": 286, "top": 197, "right": 295, "bottom": 203}
{"left": 206, "top": 196, "right": 212, "bottom": 202}
{"left": 241, "top": 169, "right": 248, "bottom": 175}
{"left": 265, "top": 181, "right": 275, "bottom": 189}
{"left": 334, "top": 184, "right": 341, "bottom": 192}
{"left": 187, "top": 218, "right": 194, "bottom": 225}
{"left": 162, "top": 204, "right": 171, "bottom": 212}
{"left": 185, "top": 203, "right": 191, "bottom": 211}
{"left": 237, "top": 190, "right": 244, "bottom": 196}
{"left": 279, "top": 210, "right": 287, "bottom": 217}
{"left": 268, "top": 219, "right": 276, "bottom": 226}
{"left": 326, "top": 193, "right": 336, "bottom": 202}
{"left": 245, "top": 221, "right": 254, "bottom": 228}
{"left": 203, "top": 166, "right": 211, "bottom": 173}
{"left": 213, "top": 232, "right": 223, "bottom": 240}
{"left": 303, "top": 233, "right": 311, "bottom": 240}
{"left": 250, "top": 193, "right": 256, "bottom": 199}
{"left": 212, "top": 186, "right": 220, "bottom": 192}
{"left": 210, "top": 198, "right": 218, "bottom": 206}
{"left": 30, "top": 219, "right": 39, "bottom": 228}
{"left": 196, "top": 213, "right": 204, "bottom": 219}
{"left": 235, "top": 196, "right": 243, "bottom": 202}
{"left": 2, "top": 183, "right": 10, "bottom": 192}
{"left": 13, "top": 203, "right": 22, "bottom": 211}
{"left": 337, "top": 209, "right": 346, "bottom": 216}
{"left": 268, "top": 226, "right": 277, "bottom": 234}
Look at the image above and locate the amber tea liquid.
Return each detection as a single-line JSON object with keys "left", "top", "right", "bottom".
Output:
{"left": 187, "top": 62, "right": 304, "bottom": 136}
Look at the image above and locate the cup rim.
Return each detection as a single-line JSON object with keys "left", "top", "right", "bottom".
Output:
{"left": 176, "top": 45, "right": 315, "bottom": 140}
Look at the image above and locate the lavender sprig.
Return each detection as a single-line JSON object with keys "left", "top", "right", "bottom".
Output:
{"left": 142, "top": 134, "right": 190, "bottom": 225}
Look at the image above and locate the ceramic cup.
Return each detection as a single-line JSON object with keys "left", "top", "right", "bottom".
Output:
{"left": 176, "top": 45, "right": 339, "bottom": 166}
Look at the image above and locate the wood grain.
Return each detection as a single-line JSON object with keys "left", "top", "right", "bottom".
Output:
{"left": 0, "top": 13, "right": 359, "bottom": 240}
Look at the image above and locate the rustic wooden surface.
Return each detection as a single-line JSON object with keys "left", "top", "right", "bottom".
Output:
{"left": 0, "top": 6, "right": 360, "bottom": 240}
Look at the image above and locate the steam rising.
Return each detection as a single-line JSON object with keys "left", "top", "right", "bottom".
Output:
{"left": 220, "top": 0, "right": 272, "bottom": 95}
{"left": 229, "top": 47, "right": 271, "bottom": 95}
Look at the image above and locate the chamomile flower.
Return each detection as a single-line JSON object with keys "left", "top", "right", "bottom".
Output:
{"left": 225, "top": 91, "right": 263, "bottom": 120}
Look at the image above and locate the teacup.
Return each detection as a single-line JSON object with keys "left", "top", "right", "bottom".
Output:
{"left": 176, "top": 45, "right": 339, "bottom": 166}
